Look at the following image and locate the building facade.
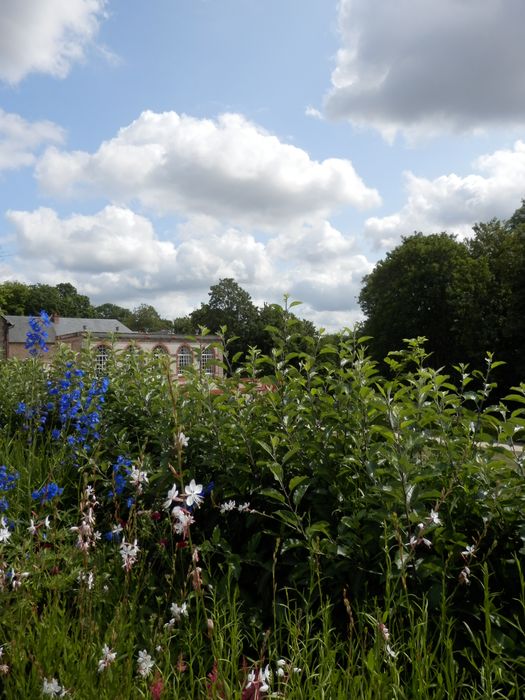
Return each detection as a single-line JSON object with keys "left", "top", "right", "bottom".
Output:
{"left": 0, "top": 315, "right": 222, "bottom": 377}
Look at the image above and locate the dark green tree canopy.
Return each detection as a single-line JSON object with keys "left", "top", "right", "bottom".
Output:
{"left": 359, "top": 201, "right": 525, "bottom": 391}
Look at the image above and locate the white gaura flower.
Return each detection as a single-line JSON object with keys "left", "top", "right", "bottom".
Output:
{"left": 42, "top": 677, "right": 68, "bottom": 696}
{"left": 137, "top": 649, "right": 155, "bottom": 678}
{"left": 219, "top": 500, "right": 236, "bottom": 514}
{"left": 0, "top": 518, "right": 11, "bottom": 543}
{"left": 163, "top": 485, "right": 179, "bottom": 511}
{"left": 129, "top": 467, "right": 148, "bottom": 493}
{"left": 119, "top": 539, "right": 139, "bottom": 571}
{"left": 171, "top": 506, "right": 194, "bottom": 537}
{"left": 429, "top": 509, "right": 441, "bottom": 526}
{"left": 184, "top": 479, "right": 203, "bottom": 508}
{"left": 170, "top": 601, "right": 188, "bottom": 621}
{"left": 97, "top": 644, "right": 117, "bottom": 672}
{"left": 177, "top": 432, "right": 189, "bottom": 448}
{"left": 462, "top": 544, "right": 476, "bottom": 557}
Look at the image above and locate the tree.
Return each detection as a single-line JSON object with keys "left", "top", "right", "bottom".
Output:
{"left": 253, "top": 302, "right": 317, "bottom": 357}
{"left": 359, "top": 233, "right": 489, "bottom": 368}
{"left": 94, "top": 303, "right": 134, "bottom": 327}
{"left": 190, "top": 279, "right": 259, "bottom": 360}
{"left": 467, "top": 216, "right": 525, "bottom": 387}
{"left": 54, "top": 282, "right": 94, "bottom": 317}
{"left": 171, "top": 316, "right": 195, "bottom": 335}
{"left": 128, "top": 304, "right": 170, "bottom": 333}
{"left": 0, "top": 281, "right": 30, "bottom": 315}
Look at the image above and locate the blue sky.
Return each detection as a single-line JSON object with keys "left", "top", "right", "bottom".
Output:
{"left": 1, "top": 0, "right": 524, "bottom": 329}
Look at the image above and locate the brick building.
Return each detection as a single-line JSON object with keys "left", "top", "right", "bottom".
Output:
{"left": 0, "top": 315, "right": 222, "bottom": 377}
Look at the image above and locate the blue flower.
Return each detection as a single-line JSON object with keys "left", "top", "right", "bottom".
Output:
{"left": 25, "top": 310, "right": 51, "bottom": 356}
{"left": 31, "top": 482, "right": 64, "bottom": 505}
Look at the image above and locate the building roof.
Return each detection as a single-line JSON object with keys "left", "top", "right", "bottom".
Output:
{"left": 2, "top": 315, "right": 134, "bottom": 343}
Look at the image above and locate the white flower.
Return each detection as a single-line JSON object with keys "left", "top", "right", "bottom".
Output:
{"left": 237, "top": 502, "right": 251, "bottom": 512}
{"left": 219, "top": 500, "right": 236, "bottom": 514}
{"left": 385, "top": 644, "right": 398, "bottom": 659}
{"left": 42, "top": 677, "right": 68, "bottom": 696}
{"left": 184, "top": 479, "right": 204, "bottom": 508}
{"left": 429, "top": 509, "right": 441, "bottom": 526}
{"left": 177, "top": 432, "right": 189, "bottom": 448}
{"left": 129, "top": 467, "right": 148, "bottom": 493}
{"left": 0, "top": 518, "right": 11, "bottom": 543}
{"left": 246, "top": 665, "right": 271, "bottom": 693}
{"left": 163, "top": 485, "right": 179, "bottom": 511}
{"left": 462, "top": 544, "right": 476, "bottom": 557}
{"left": 119, "top": 539, "right": 139, "bottom": 571}
{"left": 78, "top": 571, "right": 95, "bottom": 590}
{"left": 137, "top": 649, "right": 155, "bottom": 678}
{"left": 28, "top": 519, "right": 37, "bottom": 535}
{"left": 97, "top": 644, "right": 117, "bottom": 672}
{"left": 171, "top": 506, "right": 194, "bottom": 537}
{"left": 170, "top": 601, "right": 188, "bottom": 621}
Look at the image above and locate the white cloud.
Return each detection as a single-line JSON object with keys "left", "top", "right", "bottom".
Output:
{"left": 0, "top": 110, "right": 64, "bottom": 172}
{"left": 0, "top": 0, "right": 107, "bottom": 84}
{"left": 365, "top": 140, "right": 525, "bottom": 248}
{"left": 36, "top": 110, "right": 381, "bottom": 225}
{"left": 325, "top": 0, "right": 525, "bottom": 140}
{"left": 6, "top": 204, "right": 373, "bottom": 330}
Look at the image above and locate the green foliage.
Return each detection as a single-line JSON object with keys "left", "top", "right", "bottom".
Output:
{"left": 359, "top": 201, "right": 525, "bottom": 395}
{"left": 0, "top": 319, "right": 524, "bottom": 696}
{"left": 0, "top": 280, "right": 94, "bottom": 317}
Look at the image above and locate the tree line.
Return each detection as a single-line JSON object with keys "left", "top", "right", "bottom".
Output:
{"left": 358, "top": 199, "right": 525, "bottom": 393}
{"left": 0, "top": 277, "right": 315, "bottom": 359}
{"left": 2, "top": 198, "right": 524, "bottom": 389}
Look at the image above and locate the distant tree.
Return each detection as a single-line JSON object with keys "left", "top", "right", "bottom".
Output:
{"left": 171, "top": 316, "right": 195, "bottom": 335}
{"left": 0, "top": 281, "right": 30, "bottom": 315}
{"left": 190, "top": 278, "right": 259, "bottom": 360}
{"left": 359, "top": 233, "right": 489, "bottom": 368}
{"left": 128, "top": 304, "right": 170, "bottom": 333}
{"left": 55, "top": 282, "right": 94, "bottom": 317}
{"left": 94, "top": 303, "right": 134, "bottom": 327}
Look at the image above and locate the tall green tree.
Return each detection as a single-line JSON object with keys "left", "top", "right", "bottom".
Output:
{"left": 467, "top": 216, "right": 525, "bottom": 387}
{"left": 94, "top": 303, "right": 134, "bottom": 328}
{"left": 128, "top": 304, "right": 170, "bottom": 333}
{"left": 359, "top": 233, "right": 489, "bottom": 368}
{"left": 190, "top": 278, "right": 259, "bottom": 360}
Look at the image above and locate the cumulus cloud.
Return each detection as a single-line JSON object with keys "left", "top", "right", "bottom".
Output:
{"left": 325, "top": 0, "right": 525, "bottom": 139}
{"left": 0, "top": 110, "right": 64, "bottom": 172}
{"left": 364, "top": 140, "right": 525, "bottom": 248}
{"left": 6, "top": 203, "right": 373, "bottom": 330}
{"left": 0, "top": 0, "right": 107, "bottom": 84}
{"left": 36, "top": 110, "right": 381, "bottom": 225}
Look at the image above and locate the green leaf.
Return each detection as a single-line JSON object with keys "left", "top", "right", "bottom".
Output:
{"left": 275, "top": 509, "right": 300, "bottom": 530}
{"left": 269, "top": 462, "right": 283, "bottom": 482}
{"left": 292, "top": 483, "right": 309, "bottom": 506}
{"left": 259, "top": 487, "right": 285, "bottom": 504}
{"left": 289, "top": 475, "right": 308, "bottom": 492}
{"left": 306, "top": 521, "right": 331, "bottom": 539}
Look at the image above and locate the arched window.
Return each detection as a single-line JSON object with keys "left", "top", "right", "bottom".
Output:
{"left": 200, "top": 346, "right": 214, "bottom": 376}
{"left": 177, "top": 345, "right": 193, "bottom": 374}
{"left": 152, "top": 345, "right": 169, "bottom": 356}
{"left": 95, "top": 345, "right": 109, "bottom": 374}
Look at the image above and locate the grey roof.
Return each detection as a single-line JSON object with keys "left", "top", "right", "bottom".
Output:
{"left": 3, "top": 315, "right": 134, "bottom": 343}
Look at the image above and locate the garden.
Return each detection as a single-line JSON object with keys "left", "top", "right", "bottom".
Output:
{"left": 0, "top": 310, "right": 524, "bottom": 698}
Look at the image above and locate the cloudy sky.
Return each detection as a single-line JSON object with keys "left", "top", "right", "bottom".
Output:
{"left": 1, "top": 0, "right": 524, "bottom": 329}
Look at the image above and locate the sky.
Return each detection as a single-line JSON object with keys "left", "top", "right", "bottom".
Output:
{"left": 1, "top": 0, "right": 525, "bottom": 330}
